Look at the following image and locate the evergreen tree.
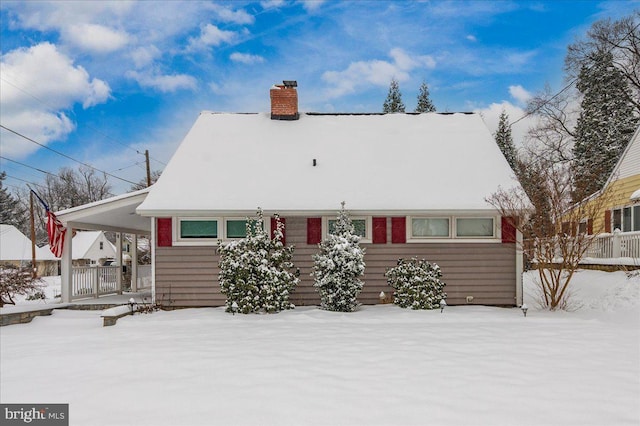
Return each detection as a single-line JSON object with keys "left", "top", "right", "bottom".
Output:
{"left": 383, "top": 78, "right": 405, "bottom": 113}
{"left": 312, "top": 202, "right": 365, "bottom": 312}
{"left": 572, "top": 50, "right": 639, "bottom": 201}
{"left": 218, "top": 209, "right": 298, "bottom": 314}
{"left": 385, "top": 258, "right": 446, "bottom": 310}
{"left": 414, "top": 81, "right": 436, "bottom": 113}
{"left": 494, "top": 109, "right": 519, "bottom": 173}
{"left": 0, "top": 172, "right": 26, "bottom": 229}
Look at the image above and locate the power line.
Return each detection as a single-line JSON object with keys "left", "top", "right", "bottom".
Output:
{"left": 2, "top": 173, "right": 46, "bottom": 190}
{"left": 1, "top": 73, "right": 169, "bottom": 166}
{"left": 0, "top": 124, "right": 139, "bottom": 186}
{"left": 0, "top": 155, "right": 59, "bottom": 177}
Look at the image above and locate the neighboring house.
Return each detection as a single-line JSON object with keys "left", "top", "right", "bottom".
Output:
{"left": 54, "top": 82, "right": 523, "bottom": 306}
{"left": 0, "top": 224, "right": 59, "bottom": 275}
{"left": 572, "top": 126, "right": 640, "bottom": 265}
{"left": 132, "top": 81, "right": 523, "bottom": 308}
{"left": 71, "top": 231, "right": 117, "bottom": 266}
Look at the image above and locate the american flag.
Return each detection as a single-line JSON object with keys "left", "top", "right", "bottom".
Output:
{"left": 47, "top": 210, "right": 66, "bottom": 258}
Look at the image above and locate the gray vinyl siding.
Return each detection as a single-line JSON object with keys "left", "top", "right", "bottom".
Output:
{"left": 155, "top": 216, "right": 517, "bottom": 308}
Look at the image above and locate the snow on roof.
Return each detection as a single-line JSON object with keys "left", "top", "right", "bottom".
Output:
{"left": 137, "top": 112, "right": 519, "bottom": 215}
{"left": 0, "top": 224, "right": 58, "bottom": 261}
{"left": 72, "top": 231, "right": 116, "bottom": 260}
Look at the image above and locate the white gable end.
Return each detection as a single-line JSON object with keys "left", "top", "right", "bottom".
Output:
{"left": 137, "top": 112, "right": 519, "bottom": 215}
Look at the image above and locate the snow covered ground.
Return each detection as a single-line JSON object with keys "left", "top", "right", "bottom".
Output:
{"left": 1, "top": 270, "right": 638, "bottom": 426}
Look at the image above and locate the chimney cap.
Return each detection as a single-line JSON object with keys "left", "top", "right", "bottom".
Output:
{"left": 282, "top": 80, "right": 297, "bottom": 88}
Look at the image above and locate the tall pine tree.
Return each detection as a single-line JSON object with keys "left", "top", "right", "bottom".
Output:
{"left": 415, "top": 81, "right": 436, "bottom": 113}
{"left": 572, "top": 50, "right": 639, "bottom": 201}
{"left": 383, "top": 78, "right": 405, "bottom": 113}
{"left": 0, "top": 172, "right": 26, "bottom": 229}
{"left": 494, "top": 109, "right": 519, "bottom": 174}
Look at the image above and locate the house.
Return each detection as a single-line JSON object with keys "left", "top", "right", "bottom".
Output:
{"left": 55, "top": 81, "right": 523, "bottom": 307}
{"left": 71, "top": 231, "right": 117, "bottom": 266}
{"left": 0, "top": 224, "right": 59, "bottom": 276}
{"left": 574, "top": 126, "right": 640, "bottom": 264}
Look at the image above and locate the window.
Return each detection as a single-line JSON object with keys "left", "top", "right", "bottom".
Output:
{"left": 613, "top": 209, "right": 622, "bottom": 231}
{"left": 411, "top": 218, "right": 450, "bottom": 238}
{"left": 456, "top": 218, "right": 494, "bottom": 237}
{"left": 99, "top": 242, "right": 104, "bottom": 250}
{"left": 634, "top": 206, "right": 640, "bottom": 231}
{"left": 180, "top": 219, "right": 218, "bottom": 239}
{"left": 328, "top": 218, "right": 367, "bottom": 238}
{"left": 225, "top": 219, "right": 247, "bottom": 239}
{"left": 623, "top": 207, "right": 632, "bottom": 231}
{"left": 324, "top": 216, "right": 371, "bottom": 242}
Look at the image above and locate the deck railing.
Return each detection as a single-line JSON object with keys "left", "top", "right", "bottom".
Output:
{"left": 71, "top": 266, "right": 120, "bottom": 300}
{"left": 136, "top": 265, "right": 152, "bottom": 290}
{"left": 584, "top": 230, "right": 640, "bottom": 261}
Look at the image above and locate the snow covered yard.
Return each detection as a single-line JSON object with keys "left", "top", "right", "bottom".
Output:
{"left": 1, "top": 270, "right": 639, "bottom": 426}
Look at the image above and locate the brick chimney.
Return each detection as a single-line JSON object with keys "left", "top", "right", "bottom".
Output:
{"left": 270, "top": 80, "right": 299, "bottom": 120}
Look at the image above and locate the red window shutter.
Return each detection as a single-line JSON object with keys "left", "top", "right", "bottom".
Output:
{"left": 604, "top": 210, "right": 612, "bottom": 233}
{"left": 501, "top": 216, "right": 517, "bottom": 243}
{"left": 271, "top": 217, "right": 286, "bottom": 246}
{"left": 307, "top": 218, "right": 322, "bottom": 244}
{"left": 157, "top": 218, "right": 172, "bottom": 247}
{"left": 587, "top": 219, "right": 593, "bottom": 235}
{"left": 391, "top": 217, "right": 406, "bottom": 244}
{"left": 372, "top": 217, "right": 387, "bottom": 244}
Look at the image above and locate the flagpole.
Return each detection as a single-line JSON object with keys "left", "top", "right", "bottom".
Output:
{"left": 30, "top": 191, "right": 37, "bottom": 279}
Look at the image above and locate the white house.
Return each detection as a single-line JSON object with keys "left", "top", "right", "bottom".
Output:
{"left": 0, "top": 224, "right": 59, "bottom": 275}
{"left": 71, "top": 231, "right": 117, "bottom": 265}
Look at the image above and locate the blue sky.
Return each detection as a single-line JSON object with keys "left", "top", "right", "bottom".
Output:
{"left": 0, "top": 0, "right": 637, "bottom": 195}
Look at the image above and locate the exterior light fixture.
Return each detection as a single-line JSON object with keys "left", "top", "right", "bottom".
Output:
{"left": 231, "top": 301, "right": 239, "bottom": 315}
{"left": 440, "top": 299, "right": 447, "bottom": 313}
{"left": 521, "top": 303, "right": 528, "bottom": 317}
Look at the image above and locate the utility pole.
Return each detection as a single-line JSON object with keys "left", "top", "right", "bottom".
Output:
{"left": 30, "top": 191, "right": 37, "bottom": 278}
{"left": 145, "top": 149, "right": 151, "bottom": 187}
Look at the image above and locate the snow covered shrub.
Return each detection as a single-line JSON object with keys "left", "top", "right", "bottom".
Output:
{"left": 218, "top": 209, "right": 298, "bottom": 314}
{"left": 0, "top": 264, "right": 44, "bottom": 307}
{"left": 312, "top": 202, "right": 366, "bottom": 312}
{"left": 385, "top": 258, "right": 446, "bottom": 309}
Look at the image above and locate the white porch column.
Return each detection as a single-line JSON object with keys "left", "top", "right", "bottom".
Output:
{"left": 60, "top": 226, "right": 73, "bottom": 303}
{"left": 151, "top": 218, "right": 156, "bottom": 304}
{"left": 116, "top": 232, "right": 123, "bottom": 294}
{"left": 131, "top": 234, "right": 138, "bottom": 292}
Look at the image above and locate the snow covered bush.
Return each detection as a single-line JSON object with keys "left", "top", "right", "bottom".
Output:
{"left": 0, "top": 264, "right": 44, "bottom": 307}
{"left": 218, "top": 209, "right": 299, "bottom": 314}
{"left": 385, "top": 258, "right": 446, "bottom": 309}
{"left": 312, "top": 203, "right": 365, "bottom": 312}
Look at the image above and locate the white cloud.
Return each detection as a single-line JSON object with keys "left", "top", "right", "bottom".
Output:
{"left": 230, "top": 52, "right": 265, "bottom": 64}
{"left": 62, "top": 23, "right": 130, "bottom": 53}
{"left": 473, "top": 101, "right": 534, "bottom": 149}
{"left": 322, "top": 48, "right": 436, "bottom": 98}
{"left": 261, "top": 0, "right": 286, "bottom": 9}
{"left": 188, "top": 24, "right": 237, "bottom": 50}
{"left": 466, "top": 34, "right": 477, "bottom": 42}
{"left": 0, "top": 42, "right": 110, "bottom": 157}
{"left": 127, "top": 71, "right": 197, "bottom": 93}
{"left": 299, "top": 0, "right": 326, "bottom": 12}
{"left": 207, "top": 4, "right": 255, "bottom": 25}
{"left": 509, "top": 84, "right": 533, "bottom": 105}
{"left": 129, "top": 45, "right": 162, "bottom": 69}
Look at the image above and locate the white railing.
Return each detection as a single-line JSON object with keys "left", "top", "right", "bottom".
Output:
{"left": 584, "top": 230, "right": 640, "bottom": 262}
{"left": 136, "top": 265, "right": 152, "bottom": 290}
{"left": 71, "top": 266, "right": 120, "bottom": 300}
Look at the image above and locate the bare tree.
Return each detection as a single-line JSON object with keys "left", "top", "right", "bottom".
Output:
{"left": 565, "top": 11, "right": 640, "bottom": 114}
{"left": 130, "top": 170, "right": 162, "bottom": 191}
{"left": 17, "top": 165, "right": 112, "bottom": 245}
{"left": 487, "top": 162, "right": 609, "bottom": 310}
